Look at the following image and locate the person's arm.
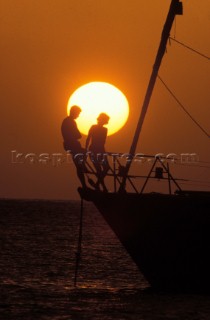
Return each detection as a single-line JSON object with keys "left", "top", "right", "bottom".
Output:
{"left": 104, "top": 128, "right": 108, "bottom": 140}
{"left": 103, "top": 127, "right": 108, "bottom": 147}
{"left": 85, "top": 127, "right": 92, "bottom": 150}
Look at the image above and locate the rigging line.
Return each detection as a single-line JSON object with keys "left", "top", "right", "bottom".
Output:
{"left": 169, "top": 158, "right": 210, "bottom": 168}
{"left": 185, "top": 179, "right": 210, "bottom": 184}
{"left": 188, "top": 165, "right": 210, "bottom": 170}
{"left": 194, "top": 160, "right": 210, "bottom": 164}
{"left": 179, "top": 179, "right": 210, "bottom": 184}
{"left": 179, "top": 182, "right": 210, "bottom": 189}
{"left": 74, "top": 198, "right": 84, "bottom": 287}
{"left": 179, "top": 181, "right": 210, "bottom": 187}
{"left": 175, "top": 163, "right": 210, "bottom": 169}
{"left": 169, "top": 37, "right": 210, "bottom": 60}
{"left": 198, "top": 161, "right": 210, "bottom": 165}
{"left": 158, "top": 75, "right": 210, "bottom": 139}
{"left": 174, "top": 161, "right": 210, "bottom": 166}
{"left": 179, "top": 160, "right": 210, "bottom": 165}
{"left": 173, "top": 16, "right": 177, "bottom": 39}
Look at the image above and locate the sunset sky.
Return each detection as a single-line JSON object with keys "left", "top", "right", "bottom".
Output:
{"left": 1, "top": 0, "right": 210, "bottom": 199}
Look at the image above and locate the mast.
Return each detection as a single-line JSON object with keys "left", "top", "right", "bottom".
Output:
{"left": 120, "top": 0, "right": 183, "bottom": 191}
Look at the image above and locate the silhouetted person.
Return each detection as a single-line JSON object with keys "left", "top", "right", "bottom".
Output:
{"left": 61, "top": 105, "right": 86, "bottom": 188}
{"left": 86, "top": 113, "right": 110, "bottom": 191}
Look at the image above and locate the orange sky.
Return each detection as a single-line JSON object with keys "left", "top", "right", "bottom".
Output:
{"left": 0, "top": 0, "right": 210, "bottom": 199}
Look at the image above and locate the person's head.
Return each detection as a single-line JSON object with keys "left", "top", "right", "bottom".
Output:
{"left": 97, "top": 113, "right": 110, "bottom": 125}
{"left": 69, "top": 105, "right": 82, "bottom": 119}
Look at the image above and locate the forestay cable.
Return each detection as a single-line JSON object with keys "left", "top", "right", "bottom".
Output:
{"left": 158, "top": 75, "right": 210, "bottom": 139}
{"left": 74, "top": 198, "right": 84, "bottom": 287}
{"left": 169, "top": 37, "right": 210, "bottom": 60}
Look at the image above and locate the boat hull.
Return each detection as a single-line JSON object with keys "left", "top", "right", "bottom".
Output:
{"left": 78, "top": 188, "right": 210, "bottom": 293}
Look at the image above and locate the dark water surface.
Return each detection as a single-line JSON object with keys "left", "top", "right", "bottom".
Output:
{"left": 1, "top": 199, "right": 210, "bottom": 319}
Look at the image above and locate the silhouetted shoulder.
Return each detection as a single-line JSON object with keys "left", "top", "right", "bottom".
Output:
{"left": 89, "top": 125, "right": 107, "bottom": 135}
{"left": 61, "top": 117, "right": 81, "bottom": 141}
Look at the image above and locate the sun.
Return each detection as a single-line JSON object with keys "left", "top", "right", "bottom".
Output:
{"left": 67, "top": 82, "right": 129, "bottom": 136}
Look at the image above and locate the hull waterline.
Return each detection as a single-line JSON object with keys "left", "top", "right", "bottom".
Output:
{"left": 79, "top": 187, "right": 210, "bottom": 293}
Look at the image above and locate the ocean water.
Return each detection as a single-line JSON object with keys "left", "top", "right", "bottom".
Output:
{"left": 1, "top": 199, "right": 210, "bottom": 320}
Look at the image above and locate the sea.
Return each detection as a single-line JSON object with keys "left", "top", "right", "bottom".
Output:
{"left": 1, "top": 199, "right": 210, "bottom": 320}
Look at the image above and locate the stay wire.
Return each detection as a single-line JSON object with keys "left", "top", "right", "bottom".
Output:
{"left": 74, "top": 197, "right": 84, "bottom": 287}
{"left": 169, "top": 37, "right": 210, "bottom": 61}
{"left": 173, "top": 17, "right": 177, "bottom": 39}
{"left": 158, "top": 75, "right": 210, "bottom": 139}
{"left": 179, "top": 181, "right": 210, "bottom": 189}
{"left": 175, "top": 163, "right": 210, "bottom": 170}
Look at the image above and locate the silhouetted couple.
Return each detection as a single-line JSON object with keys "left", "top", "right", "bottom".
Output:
{"left": 61, "top": 105, "right": 110, "bottom": 191}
